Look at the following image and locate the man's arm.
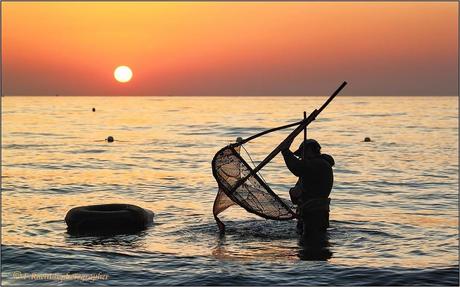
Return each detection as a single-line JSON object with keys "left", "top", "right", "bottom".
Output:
{"left": 281, "top": 149, "right": 304, "bottom": 176}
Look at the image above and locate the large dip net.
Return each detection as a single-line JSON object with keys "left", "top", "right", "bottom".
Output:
{"left": 211, "top": 82, "right": 347, "bottom": 232}
{"left": 212, "top": 145, "right": 296, "bottom": 231}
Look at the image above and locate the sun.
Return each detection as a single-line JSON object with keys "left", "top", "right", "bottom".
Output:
{"left": 114, "top": 66, "right": 133, "bottom": 83}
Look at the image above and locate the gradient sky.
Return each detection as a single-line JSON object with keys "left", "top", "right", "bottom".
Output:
{"left": 2, "top": 2, "right": 458, "bottom": 96}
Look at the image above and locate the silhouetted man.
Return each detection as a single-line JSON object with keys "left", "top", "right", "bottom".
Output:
{"left": 281, "top": 138, "right": 334, "bottom": 239}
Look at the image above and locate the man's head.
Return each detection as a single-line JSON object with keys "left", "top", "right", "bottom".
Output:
{"left": 294, "top": 139, "right": 321, "bottom": 158}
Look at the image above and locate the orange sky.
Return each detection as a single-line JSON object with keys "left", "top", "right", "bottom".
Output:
{"left": 2, "top": 2, "right": 458, "bottom": 96}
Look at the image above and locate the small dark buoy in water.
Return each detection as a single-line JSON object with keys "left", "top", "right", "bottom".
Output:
{"left": 236, "top": 137, "right": 243, "bottom": 143}
{"left": 92, "top": 108, "right": 96, "bottom": 112}
{"left": 106, "top": 136, "right": 114, "bottom": 143}
{"left": 364, "top": 137, "right": 372, "bottom": 142}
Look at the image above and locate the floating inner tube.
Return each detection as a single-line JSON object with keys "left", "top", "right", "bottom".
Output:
{"left": 65, "top": 204, "right": 154, "bottom": 235}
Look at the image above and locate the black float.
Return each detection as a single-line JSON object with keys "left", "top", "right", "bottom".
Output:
{"left": 65, "top": 204, "right": 154, "bottom": 235}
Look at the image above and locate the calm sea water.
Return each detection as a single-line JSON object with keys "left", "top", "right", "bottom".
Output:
{"left": 1, "top": 96, "right": 458, "bottom": 285}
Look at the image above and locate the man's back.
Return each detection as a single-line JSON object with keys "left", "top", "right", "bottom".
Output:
{"left": 282, "top": 149, "right": 334, "bottom": 198}
{"left": 300, "top": 154, "right": 334, "bottom": 200}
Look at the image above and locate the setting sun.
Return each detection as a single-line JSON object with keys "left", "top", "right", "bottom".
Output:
{"left": 114, "top": 66, "right": 133, "bottom": 83}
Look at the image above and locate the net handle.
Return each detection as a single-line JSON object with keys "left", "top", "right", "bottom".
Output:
{"left": 235, "top": 120, "right": 303, "bottom": 146}
{"left": 230, "top": 81, "right": 347, "bottom": 193}
{"left": 234, "top": 81, "right": 347, "bottom": 146}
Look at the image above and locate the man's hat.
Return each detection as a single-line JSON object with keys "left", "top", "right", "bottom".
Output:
{"left": 293, "top": 139, "right": 321, "bottom": 156}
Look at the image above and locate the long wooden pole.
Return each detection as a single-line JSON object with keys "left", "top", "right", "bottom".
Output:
{"left": 236, "top": 120, "right": 303, "bottom": 146}
{"left": 229, "top": 81, "right": 347, "bottom": 193}
{"left": 235, "top": 81, "right": 347, "bottom": 147}
{"left": 303, "top": 111, "right": 307, "bottom": 160}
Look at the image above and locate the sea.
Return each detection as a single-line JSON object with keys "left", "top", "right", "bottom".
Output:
{"left": 1, "top": 96, "right": 458, "bottom": 285}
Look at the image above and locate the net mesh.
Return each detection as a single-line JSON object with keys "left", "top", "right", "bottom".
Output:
{"left": 212, "top": 145, "right": 296, "bottom": 229}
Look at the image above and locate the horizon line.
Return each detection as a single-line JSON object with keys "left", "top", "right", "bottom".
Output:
{"left": 1, "top": 95, "right": 458, "bottom": 97}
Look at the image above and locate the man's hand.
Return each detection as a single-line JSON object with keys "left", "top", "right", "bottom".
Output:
{"left": 280, "top": 136, "right": 295, "bottom": 151}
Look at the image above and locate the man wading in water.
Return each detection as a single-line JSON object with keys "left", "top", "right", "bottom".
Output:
{"left": 280, "top": 138, "right": 334, "bottom": 241}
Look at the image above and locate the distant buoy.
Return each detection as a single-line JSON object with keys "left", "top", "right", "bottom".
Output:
{"left": 236, "top": 137, "right": 243, "bottom": 143}
{"left": 107, "top": 136, "right": 114, "bottom": 143}
{"left": 364, "top": 137, "right": 372, "bottom": 142}
{"left": 92, "top": 108, "right": 96, "bottom": 112}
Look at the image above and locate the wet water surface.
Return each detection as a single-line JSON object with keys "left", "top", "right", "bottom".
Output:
{"left": 2, "top": 96, "right": 458, "bottom": 285}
